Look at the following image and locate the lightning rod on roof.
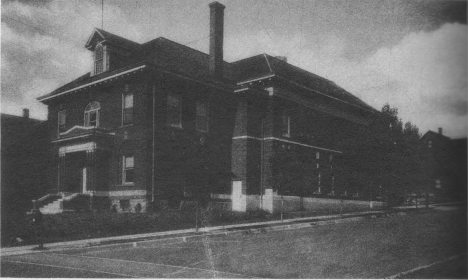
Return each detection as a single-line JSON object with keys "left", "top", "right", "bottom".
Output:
{"left": 101, "top": 0, "right": 104, "bottom": 29}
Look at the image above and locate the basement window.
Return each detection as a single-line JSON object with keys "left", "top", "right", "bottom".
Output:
{"left": 120, "top": 200, "right": 130, "bottom": 211}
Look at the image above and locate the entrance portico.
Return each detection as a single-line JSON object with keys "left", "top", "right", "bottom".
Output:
{"left": 58, "top": 142, "right": 98, "bottom": 194}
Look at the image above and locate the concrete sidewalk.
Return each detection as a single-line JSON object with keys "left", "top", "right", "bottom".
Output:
{"left": 0, "top": 207, "right": 437, "bottom": 257}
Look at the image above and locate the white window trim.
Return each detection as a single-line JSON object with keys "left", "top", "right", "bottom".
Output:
{"left": 84, "top": 102, "right": 101, "bottom": 128}
{"left": 94, "top": 44, "right": 106, "bottom": 75}
{"left": 122, "top": 93, "right": 134, "bottom": 125}
{"left": 196, "top": 100, "right": 209, "bottom": 132}
{"left": 58, "top": 110, "right": 66, "bottom": 135}
{"left": 122, "top": 156, "right": 135, "bottom": 185}
{"left": 167, "top": 93, "right": 182, "bottom": 128}
{"left": 282, "top": 114, "right": 290, "bottom": 138}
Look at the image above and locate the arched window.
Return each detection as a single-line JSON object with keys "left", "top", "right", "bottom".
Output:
{"left": 94, "top": 45, "right": 104, "bottom": 74}
{"left": 84, "top": 101, "right": 101, "bottom": 127}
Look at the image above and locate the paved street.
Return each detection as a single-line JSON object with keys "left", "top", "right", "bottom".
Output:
{"left": 1, "top": 205, "right": 466, "bottom": 278}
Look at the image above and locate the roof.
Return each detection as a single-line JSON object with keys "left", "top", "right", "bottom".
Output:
{"left": 37, "top": 61, "right": 147, "bottom": 102}
{"left": 39, "top": 29, "right": 376, "bottom": 111}
{"left": 420, "top": 130, "right": 452, "bottom": 141}
{"left": 142, "top": 37, "right": 236, "bottom": 81}
{"left": 85, "top": 28, "right": 141, "bottom": 50}
{"left": 233, "top": 54, "right": 376, "bottom": 112}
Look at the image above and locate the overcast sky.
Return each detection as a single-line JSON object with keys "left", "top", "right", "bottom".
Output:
{"left": 2, "top": 0, "right": 467, "bottom": 138}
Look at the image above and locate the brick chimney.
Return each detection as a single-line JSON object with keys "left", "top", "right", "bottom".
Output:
{"left": 275, "top": 56, "right": 287, "bottom": 63}
{"left": 438, "top": 127, "right": 442, "bottom": 135}
{"left": 209, "top": 1, "right": 225, "bottom": 79}
{"left": 23, "top": 108, "right": 29, "bottom": 119}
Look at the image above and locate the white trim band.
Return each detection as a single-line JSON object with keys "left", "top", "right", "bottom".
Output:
{"left": 232, "top": 135, "right": 263, "bottom": 141}
{"left": 232, "top": 135, "right": 342, "bottom": 153}
{"left": 38, "top": 65, "right": 146, "bottom": 102}
{"left": 59, "top": 142, "right": 96, "bottom": 155}
{"left": 236, "top": 74, "right": 275, "bottom": 85}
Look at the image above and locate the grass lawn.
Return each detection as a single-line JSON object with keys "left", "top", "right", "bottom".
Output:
{"left": 1, "top": 204, "right": 383, "bottom": 248}
{"left": 3, "top": 206, "right": 465, "bottom": 278}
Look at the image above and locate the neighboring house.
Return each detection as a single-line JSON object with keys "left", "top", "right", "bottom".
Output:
{"left": 1, "top": 110, "right": 50, "bottom": 214}
{"left": 420, "top": 128, "right": 467, "bottom": 200}
{"left": 36, "top": 2, "right": 379, "bottom": 213}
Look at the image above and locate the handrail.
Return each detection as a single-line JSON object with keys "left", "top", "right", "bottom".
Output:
{"left": 32, "top": 193, "right": 61, "bottom": 209}
{"left": 63, "top": 193, "right": 83, "bottom": 202}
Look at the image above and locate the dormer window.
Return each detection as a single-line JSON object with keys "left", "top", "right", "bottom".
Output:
{"left": 94, "top": 45, "right": 104, "bottom": 74}
{"left": 84, "top": 101, "right": 101, "bottom": 127}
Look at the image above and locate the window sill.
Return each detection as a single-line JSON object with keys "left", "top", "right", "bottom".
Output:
{"left": 119, "top": 124, "right": 134, "bottom": 129}
{"left": 116, "top": 184, "right": 135, "bottom": 187}
{"left": 167, "top": 124, "right": 183, "bottom": 130}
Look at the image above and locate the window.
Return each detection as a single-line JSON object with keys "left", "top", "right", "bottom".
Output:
{"left": 94, "top": 45, "right": 104, "bottom": 74}
{"left": 435, "top": 179, "right": 441, "bottom": 189}
{"left": 428, "top": 140, "right": 432, "bottom": 148}
{"left": 167, "top": 93, "right": 182, "bottom": 127}
{"left": 84, "top": 101, "right": 100, "bottom": 127}
{"left": 282, "top": 114, "right": 290, "bottom": 137}
{"left": 196, "top": 101, "right": 209, "bottom": 132}
{"left": 329, "top": 154, "right": 333, "bottom": 162}
{"left": 120, "top": 200, "right": 130, "bottom": 211}
{"left": 316, "top": 152, "right": 320, "bottom": 159}
{"left": 122, "top": 156, "right": 134, "bottom": 185}
{"left": 58, "top": 110, "right": 66, "bottom": 132}
{"left": 122, "top": 93, "right": 133, "bottom": 125}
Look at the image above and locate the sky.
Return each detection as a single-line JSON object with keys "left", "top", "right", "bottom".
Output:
{"left": 1, "top": 0, "right": 467, "bottom": 138}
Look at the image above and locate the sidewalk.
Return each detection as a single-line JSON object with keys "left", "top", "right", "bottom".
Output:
{"left": 0, "top": 207, "right": 437, "bottom": 257}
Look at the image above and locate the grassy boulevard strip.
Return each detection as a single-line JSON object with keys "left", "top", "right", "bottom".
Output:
{"left": 1, "top": 204, "right": 466, "bottom": 278}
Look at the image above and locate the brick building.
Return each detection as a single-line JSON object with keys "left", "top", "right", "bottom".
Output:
{"left": 1, "top": 110, "right": 51, "bottom": 214}
{"left": 420, "top": 128, "right": 467, "bottom": 200}
{"left": 36, "top": 2, "right": 379, "bottom": 213}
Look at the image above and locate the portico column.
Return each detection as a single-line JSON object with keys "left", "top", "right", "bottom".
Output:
{"left": 58, "top": 152, "right": 66, "bottom": 193}
{"left": 86, "top": 150, "right": 96, "bottom": 193}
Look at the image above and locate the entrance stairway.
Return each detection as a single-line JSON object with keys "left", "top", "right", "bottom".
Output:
{"left": 39, "top": 198, "right": 64, "bottom": 214}
{"left": 33, "top": 192, "right": 88, "bottom": 214}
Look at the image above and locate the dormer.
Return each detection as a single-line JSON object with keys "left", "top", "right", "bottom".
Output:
{"left": 85, "top": 28, "right": 142, "bottom": 76}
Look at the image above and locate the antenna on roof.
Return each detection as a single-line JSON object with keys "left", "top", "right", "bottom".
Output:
{"left": 101, "top": 0, "right": 104, "bottom": 29}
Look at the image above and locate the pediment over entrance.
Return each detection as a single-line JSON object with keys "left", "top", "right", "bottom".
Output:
{"left": 57, "top": 125, "right": 115, "bottom": 140}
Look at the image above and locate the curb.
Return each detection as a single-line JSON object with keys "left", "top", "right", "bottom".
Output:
{"left": 0, "top": 207, "right": 437, "bottom": 256}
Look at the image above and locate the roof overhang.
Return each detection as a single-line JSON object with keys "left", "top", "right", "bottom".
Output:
{"left": 37, "top": 65, "right": 147, "bottom": 103}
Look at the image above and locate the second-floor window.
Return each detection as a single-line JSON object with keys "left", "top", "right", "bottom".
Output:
{"left": 84, "top": 101, "right": 100, "bottom": 127}
{"left": 196, "top": 101, "right": 209, "bottom": 132}
{"left": 122, "top": 93, "right": 133, "bottom": 125}
{"left": 94, "top": 45, "right": 104, "bottom": 74}
{"left": 282, "top": 114, "right": 290, "bottom": 137}
{"left": 58, "top": 110, "right": 66, "bottom": 132}
{"left": 167, "top": 93, "right": 181, "bottom": 128}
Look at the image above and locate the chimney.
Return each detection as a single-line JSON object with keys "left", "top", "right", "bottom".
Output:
{"left": 209, "top": 1, "right": 225, "bottom": 79}
{"left": 438, "top": 127, "right": 442, "bottom": 135}
{"left": 275, "top": 56, "right": 287, "bottom": 63}
{"left": 23, "top": 108, "right": 29, "bottom": 119}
